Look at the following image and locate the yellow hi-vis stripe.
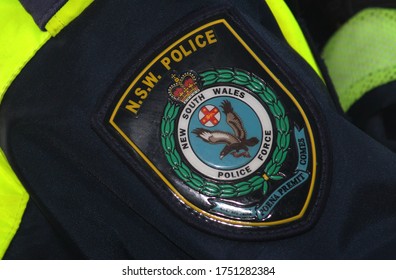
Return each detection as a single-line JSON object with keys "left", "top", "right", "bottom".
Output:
{"left": 0, "top": 0, "right": 45, "bottom": 260}
{"left": 0, "top": 150, "right": 29, "bottom": 259}
{"left": 265, "top": 0, "right": 323, "bottom": 80}
{"left": 0, "top": 0, "right": 93, "bottom": 259}
{"left": 0, "top": 0, "right": 51, "bottom": 103}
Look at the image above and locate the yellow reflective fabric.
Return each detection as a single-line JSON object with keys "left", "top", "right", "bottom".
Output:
{"left": 0, "top": 0, "right": 94, "bottom": 259}
{"left": 0, "top": 0, "right": 47, "bottom": 259}
{"left": 45, "top": 0, "right": 94, "bottom": 36}
{"left": 265, "top": 0, "right": 323, "bottom": 79}
{"left": 0, "top": 149, "right": 29, "bottom": 259}
{"left": 0, "top": 0, "right": 51, "bottom": 103}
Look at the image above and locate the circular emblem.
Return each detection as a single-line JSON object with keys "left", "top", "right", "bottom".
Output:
{"left": 161, "top": 69, "right": 290, "bottom": 214}
{"left": 177, "top": 86, "right": 273, "bottom": 181}
{"left": 161, "top": 69, "right": 295, "bottom": 219}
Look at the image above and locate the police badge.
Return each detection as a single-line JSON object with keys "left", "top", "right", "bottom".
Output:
{"left": 161, "top": 68, "right": 313, "bottom": 224}
{"left": 95, "top": 10, "right": 329, "bottom": 239}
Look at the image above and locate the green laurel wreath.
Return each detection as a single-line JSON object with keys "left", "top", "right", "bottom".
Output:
{"left": 161, "top": 68, "right": 290, "bottom": 198}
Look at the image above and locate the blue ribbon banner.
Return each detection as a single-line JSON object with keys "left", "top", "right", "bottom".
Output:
{"left": 210, "top": 127, "right": 310, "bottom": 220}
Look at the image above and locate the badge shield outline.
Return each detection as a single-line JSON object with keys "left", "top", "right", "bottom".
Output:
{"left": 93, "top": 10, "right": 330, "bottom": 239}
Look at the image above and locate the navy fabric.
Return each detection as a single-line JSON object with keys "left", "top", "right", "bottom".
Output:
{"left": 348, "top": 81, "right": 396, "bottom": 152}
{"left": 19, "top": 0, "right": 68, "bottom": 29}
{"left": 4, "top": 200, "right": 82, "bottom": 259}
{"left": 2, "top": 0, "right": 396, "bottom": 259}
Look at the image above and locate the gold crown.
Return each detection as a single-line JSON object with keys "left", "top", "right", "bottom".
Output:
{"left": 168, "top": 71, "right": 200, "bottom": 103}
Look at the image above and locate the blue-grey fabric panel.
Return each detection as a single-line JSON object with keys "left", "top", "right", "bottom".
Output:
{"left": 19, "top": 0, "right": 68, "bottom": 30}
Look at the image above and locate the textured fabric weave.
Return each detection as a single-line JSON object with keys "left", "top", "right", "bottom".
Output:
{"left": 323, "top": 8, "right": 396, "bottom": 111}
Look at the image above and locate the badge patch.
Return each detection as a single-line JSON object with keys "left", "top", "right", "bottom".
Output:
{"left": 95, "top": 11, "right": 329, "bottom": 239}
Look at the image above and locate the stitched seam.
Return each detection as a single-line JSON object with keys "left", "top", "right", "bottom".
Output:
{"left": 37, "top": 0, "right": 68, "bottom": 28}
{"left": 52, "top": 15, "right": 66, "bottom": 29}
{"left": 47, "top": 14, "right": 66, "bottom": 36}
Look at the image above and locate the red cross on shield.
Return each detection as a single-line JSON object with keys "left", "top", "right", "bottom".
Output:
{"left": 199, "top": 105, "right": 221, "bottom": 127}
